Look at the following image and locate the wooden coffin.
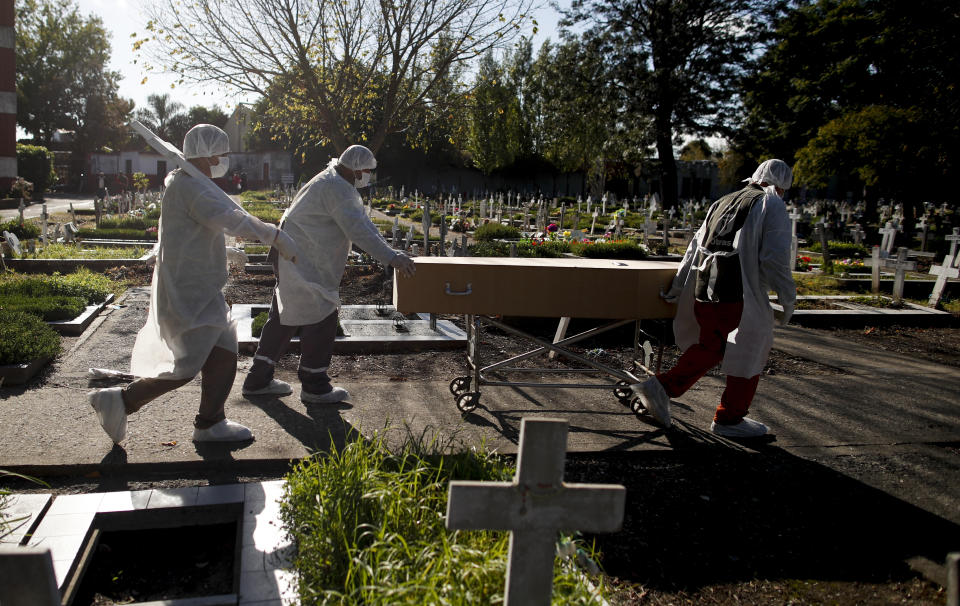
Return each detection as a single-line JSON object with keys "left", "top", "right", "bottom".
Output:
{"left": 393, "top": 257, "right": 679, "bottom": 319}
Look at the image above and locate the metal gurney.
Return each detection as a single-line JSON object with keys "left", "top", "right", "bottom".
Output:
{"left": 393, "top": 257, "right": 679, "bottom": 413}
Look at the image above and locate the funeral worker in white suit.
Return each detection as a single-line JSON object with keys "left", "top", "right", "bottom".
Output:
{"left": 242, "top": 144, "right": 415, "bottom": 404}
{"left": 635, "top": 159, "right": 797, "bottom": 438}
{"left": 88, "top": 124, "right": 300, "bottom": 444}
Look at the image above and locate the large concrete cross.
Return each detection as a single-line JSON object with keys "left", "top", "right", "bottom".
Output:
{"left": 945, "top": 227, "right": 960, "bottom": 260}
{"left": 446, "top": 418, "right": 626, "bottom": 606}
{"left": 878, "top": 222, "right": 899, "bottom": 257}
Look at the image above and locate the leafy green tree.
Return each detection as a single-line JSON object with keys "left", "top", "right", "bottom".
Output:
{"left": 537, "top": 38, "right": 628, "bottom": 197}
{"left": 16, "top": 144, "right": 56, "bottom": 194}
{"left": 15, "top": 0, "right": 131, "bottom": 150}
{"left": 138, "top": 0, "right": 536, "bottom": 154}
{"left": 740, "top": 0, "right": 960, "bottom": 214}
{"left": 466, "top": 52, "right": 523, "bottom": 174}
{"left": 679, "top": 139, "right": 716, "bottom": 161}
{"left": 564, "top": 0, "right": 771, "bottom": 208}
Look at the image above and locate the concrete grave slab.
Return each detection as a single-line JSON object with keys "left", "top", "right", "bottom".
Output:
{"left": 2, "top": 481, "right": 297, "bottom": 605}
{"left": 233, "top": 303, "right": 466, "bottom": 354}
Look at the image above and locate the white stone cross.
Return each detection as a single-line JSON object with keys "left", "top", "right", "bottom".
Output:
{"left": 878, "top": 222, "right": 899, "bottom": 257}
{"left": 928, "top": 254, "right": 959, "bottom": 308}
{"left": 915, "top": 217, "right": 930, "bottom": 252}
{"left": 446, "top": 418, "right": 626, "bottom": 606}
{"left": 789, "top": 209, "right": 802, "bottom": 268}
{"left": 945, "top": 227, "right": 960, "bottom": 260}
{"left": 881, "top": 247, "right": 917, "bottom": 303}
{"left": 850, "top": 223, "right": 866, "bottom": 246}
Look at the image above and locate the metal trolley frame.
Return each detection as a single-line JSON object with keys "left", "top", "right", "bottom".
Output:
{"left": 448, "top": 314, "right": 667, "bottom": 415}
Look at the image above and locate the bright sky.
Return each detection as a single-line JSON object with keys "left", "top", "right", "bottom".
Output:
{"left": 73, "top": 0, "right": 569, "bottom": 115}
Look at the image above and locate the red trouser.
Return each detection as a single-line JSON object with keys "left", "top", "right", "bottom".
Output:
{"left": 656, "top": 301, "right": 760, "bottom": 425}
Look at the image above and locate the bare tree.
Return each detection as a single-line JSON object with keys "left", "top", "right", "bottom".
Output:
{"left": 138, "top": 0, "right": 538, "bottom": 153}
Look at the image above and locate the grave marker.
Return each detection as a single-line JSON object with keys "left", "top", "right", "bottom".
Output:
{"left": 816, "top": 220, "right": 832, "bottom": 265}
{"left": 915, "top": 217, "right": 930, "bottom": 252}
{"left": 788, "top": 209, "right": 802, "bottom": 269}
{"left": 928, "top": 254, "right": 959, "bottom": 308}
{"left": 446, "top": 418, "right": 626, "bottom": 606}
{"left": 881, "top": 247, "right": 917, "bottom": 304}
{"left": 878, "top": 222, "right": 898, "bottom": 258}
{"left": 422, "top": 199, "right": 431, "bottom": 253}
{"left": 945, "top": 227, "right": 960, "bottom": 260}
{"left": 850, "top": 223, "right": 866, "bottom": 246}
{"left": 18, "top": 198, "right": 24, "bottom": 224}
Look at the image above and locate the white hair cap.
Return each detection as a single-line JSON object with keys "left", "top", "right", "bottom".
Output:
{"left": 338, "top": 145, "right": 377, "bottom": 171}
{"left": 748, "top": 159, "right": 793, "bottom": 190}
{"left": 183, "top": 124, "right": 230, "bottom": 159}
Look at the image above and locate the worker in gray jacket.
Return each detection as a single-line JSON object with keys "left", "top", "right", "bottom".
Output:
{"left": 635, "top": 159, "right": 797, "bottom": 438}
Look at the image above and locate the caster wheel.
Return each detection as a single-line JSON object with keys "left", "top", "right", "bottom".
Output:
{"left": 449, "top": 376, "right": 471, "bottom": 396}
{"left": 456, "top": 392, "right": 481, "bottom": 413}
{"left": 630, "top": 397, "right": 647, "bottom": 416}
{"left": 614, "top": 380, "right": 633, "bottom": 405}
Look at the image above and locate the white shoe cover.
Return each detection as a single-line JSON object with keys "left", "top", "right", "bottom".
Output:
{"left": 300, "top": 386, "right": 349, "bottom": 404}
{"left": 633, "top": 377, "right": 672, "bottom": 428}
{"left": 242, "top": 378, "right": 293, "bottom": 396}
{"left": 710, "top": 417, "right": 769, "bottom": 438}
{"left": 192, "top": 419, "right": 254, "bottom": 442}
{"left": 89, "top": 387, "right": 127, "bottom": 444}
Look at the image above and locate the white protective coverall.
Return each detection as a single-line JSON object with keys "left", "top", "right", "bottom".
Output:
{"left": 667, "top": 185, "right": 797, "bottom": 378}
{"left": 275, "top": 165, "right": 399, "bottom": 325}
{"left": 130, "top": 170, "right": 284, "bottom": 379}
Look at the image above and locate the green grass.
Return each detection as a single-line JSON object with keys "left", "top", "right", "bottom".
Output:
{"left": 252, "top": 311, "right": 268, "bottom": 337}
{"left": 18, "top": 243, "right": 148, "bottom": 260}
{"left": 241, "top": 201, "right": 284, "bottom": 224}
{"left": 244, "top": 245, "right": 270, "bottom": 255}
{"left": 240, "top": 189, "right": 274, "bottom": 202}
{"left": 0, "top": 309, "right": 62, "bottom": 364}
{"left": 474, "top": 222, "right": 521, "bottom": 241}
{"left": 281, "top": 428, "right": 605, "bottom": 605}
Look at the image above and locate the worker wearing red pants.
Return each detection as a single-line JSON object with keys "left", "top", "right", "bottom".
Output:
{"left": 634, "top": 159, "right": 797, "bottom": 438}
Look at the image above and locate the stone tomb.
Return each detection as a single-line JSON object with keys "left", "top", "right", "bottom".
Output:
{"left": 0, "top": 481, "right": 294, "bottom": 606}
{"left": 232, "top": 303, "right": 467, "bottom": 354}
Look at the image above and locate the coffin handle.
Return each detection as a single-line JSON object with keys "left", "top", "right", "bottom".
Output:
{"left": 445, "top": 282, "right": 473, "bottom": 296}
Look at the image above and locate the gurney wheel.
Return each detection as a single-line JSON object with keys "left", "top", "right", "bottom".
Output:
{"left": 614, "top": 380, "right": 633, "bottom": 405}
{"left": 630, "top": 397, "right": 647, "bottom": 416}
{"left": 456, "top": 392, "right": 480, "bottom": 413}
{"left": 449, "top": 376, "right": 472, "bottom": 396}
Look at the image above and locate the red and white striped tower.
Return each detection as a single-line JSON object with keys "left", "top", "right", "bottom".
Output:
{"left": 0, "top": 0, "right": 14, "bottom": 192}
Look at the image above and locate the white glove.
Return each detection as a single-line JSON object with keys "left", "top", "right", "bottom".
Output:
{"left": 390, "top": 252, "right": 416, "bottom": 278}
{"left": 660, "top": 284, "right": 683, "bottom": 304}
{"left": 273, "top": 229, "right": 299, "bottom": 263}
{"left": 779, "top": 301, "right": 794, "bottom": 326}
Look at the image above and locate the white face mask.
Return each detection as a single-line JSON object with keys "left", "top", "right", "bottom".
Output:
{"left": 355, "top": 170, "right": 372, "bottom": 189}
{"left": 210, "top": 156, "right": 230, "bottom": 179}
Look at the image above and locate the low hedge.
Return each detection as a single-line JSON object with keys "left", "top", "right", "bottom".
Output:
{"left": 0, "top": 310, "right": 61, "bottom": 365}
{"left": 806, "top": 240, "right": 868, "bottom": 257}
{"left": 98, "top": 217, "right": 157, "bottom": 231}
{"left": 76, "top": 228, "right": 157, "bottom": 241}
{"left": 571, "top": 241, "right": 648, "bottom": 259}
{"left": 0, "top": 294, "right": 88, "bottom": 321}
{"left": 1, "top": 219, "right": 41, "bottom": 241}
{"left": 0, "top": 268, "right": 115, "bottom": 306}
{"left": 473, "top": 222, "right": 521, "bottom": 241}
{"left": 21, "top": 243, "right": 148, "bottom": 260}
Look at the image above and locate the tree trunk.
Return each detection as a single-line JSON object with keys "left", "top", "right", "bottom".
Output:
{"left": 656, "top": 129, "right": 678, "bottom": 209}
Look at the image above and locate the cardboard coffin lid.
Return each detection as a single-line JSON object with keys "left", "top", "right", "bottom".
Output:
{"left": 393, "top": 257, "right": 679, "bottom": 319}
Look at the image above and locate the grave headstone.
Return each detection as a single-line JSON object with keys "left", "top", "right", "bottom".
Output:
{"left": 788, "top": 208, "right": 802, "bottom": 269}
{"left": 850, "top": 223, "right": 866, "bottom": 246}
{"left": 422, "top": 200, "right": 431, "bottom": 254}
{"left": 945, "top": 227, "right": 960, "bottom": 260}
{"left": 816, "top": 220, "right": 832, "bottom": 265}
{"left": 915, "top": 217, "right": 930, "bottom": 252}
{"left": 928, "top": 254, "right": 959, "bottom": 308}
{"left": 18, "top": 198, "right": 25, "bottom": 224}
{"left": 881, "top": 247, "right": 917, "bottom": 303}
{"left": 878, "top": 222, "right": 898, "bottom": 258}
{"left": 446, "top": 418, "right": 626, "bottom": 606}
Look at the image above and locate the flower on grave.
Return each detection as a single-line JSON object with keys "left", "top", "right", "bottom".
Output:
{"left": 562, "top": 230, "right": 571, "bottom": 238}
{"left": 796, "top": 255, "right": 812, "bottom": 271}
{"left": 146, "top": 226, "right": 158, "bottom": 234}
{"left": 546, "top": 223, "right": 559, "bottom": 232}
